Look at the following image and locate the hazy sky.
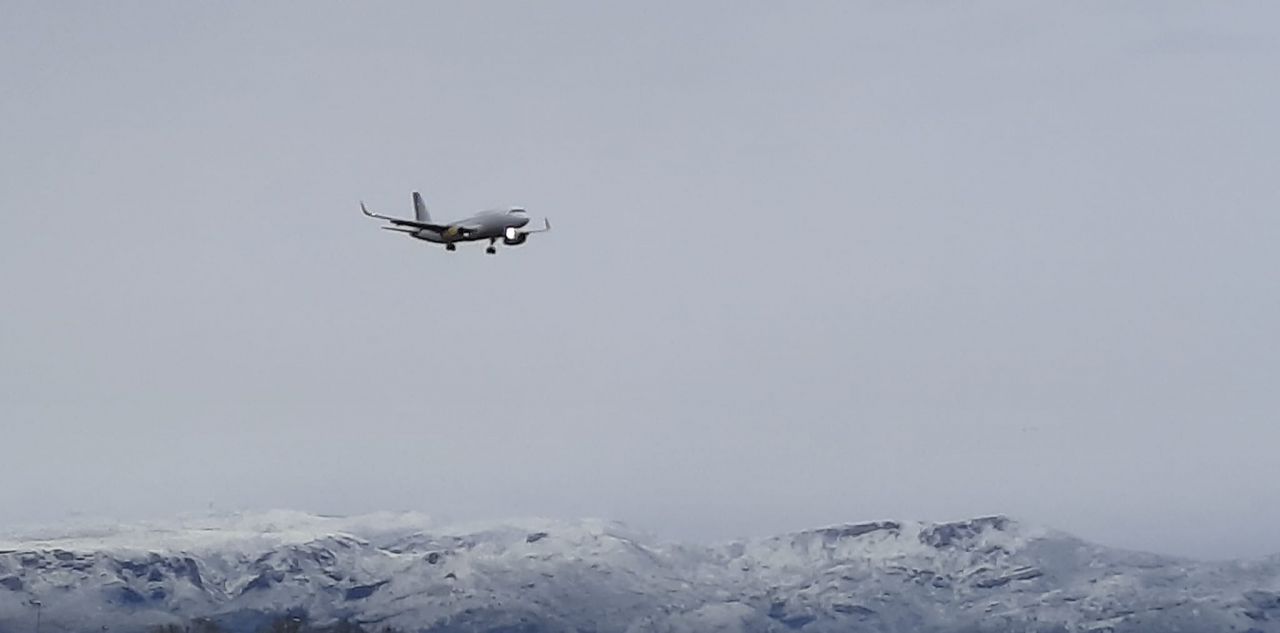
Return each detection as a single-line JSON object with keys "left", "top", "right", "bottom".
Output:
{"left": 3, "top": 2, "right": 1278, "bottom": 560}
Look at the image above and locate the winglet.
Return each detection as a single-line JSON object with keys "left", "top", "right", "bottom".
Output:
{"left": 361, "top": 201, "right": 399, "bottom": 222}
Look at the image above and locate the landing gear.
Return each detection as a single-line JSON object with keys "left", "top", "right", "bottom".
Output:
{"left": 486, "top": 238, "right": 497, "bottom": 255}
{"left": 445, "top": 243, "right": 456, "bottom": 252}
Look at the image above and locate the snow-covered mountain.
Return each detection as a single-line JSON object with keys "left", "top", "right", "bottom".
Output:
{"left": 1, "top": 511, "right": 1277, "bottom": 633}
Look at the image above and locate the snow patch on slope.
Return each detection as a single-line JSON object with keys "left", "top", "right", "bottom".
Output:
{"left": 0, "top": 510, "right": 436, "bottom": 553}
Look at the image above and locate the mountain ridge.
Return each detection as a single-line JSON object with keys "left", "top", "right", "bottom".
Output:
{"left": 1, "top": 511, "right": 1276, "bottom": 633}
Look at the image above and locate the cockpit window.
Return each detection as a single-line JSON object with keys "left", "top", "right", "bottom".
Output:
{"left": 509, "top": 208, "right": 527, "bottom": 214}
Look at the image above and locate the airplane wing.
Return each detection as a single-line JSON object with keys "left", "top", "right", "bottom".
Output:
{"left": 361, "top": 202, "right": 475, "bottom": 234}
{"left": 439, "top": 223, "right": 483, "bottom": 239}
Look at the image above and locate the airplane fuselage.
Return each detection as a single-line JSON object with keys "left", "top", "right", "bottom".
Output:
{"left": 409, "top": 210, "right": 530, "bottom": 243}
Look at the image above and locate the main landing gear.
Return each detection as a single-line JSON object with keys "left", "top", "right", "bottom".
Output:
{"left": 486, "top": 238, "right": 497, "bottom": 255}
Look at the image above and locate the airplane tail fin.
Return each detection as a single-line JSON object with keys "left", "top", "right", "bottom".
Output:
{"left": 412, "top": 192, "right": 431, "bottom": 223}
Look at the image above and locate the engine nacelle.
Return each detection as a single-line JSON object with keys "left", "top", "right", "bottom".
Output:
{"left": 503, "top": 227, "right": 528, "bottom": 246}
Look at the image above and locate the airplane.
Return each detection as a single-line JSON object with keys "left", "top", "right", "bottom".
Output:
{"left": 361, "top": 192, "right": 550, "bottom": 254}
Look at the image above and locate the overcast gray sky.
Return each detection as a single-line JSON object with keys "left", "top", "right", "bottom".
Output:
{"left": 3, "top": 2, "right": 1278, "bottom": 560}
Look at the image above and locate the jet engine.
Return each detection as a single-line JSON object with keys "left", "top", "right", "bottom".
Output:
{"left": 503, "top": 226, "right": 528, "bottom": 246}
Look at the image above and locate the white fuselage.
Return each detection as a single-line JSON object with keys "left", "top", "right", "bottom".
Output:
{"left": 413, "top": 209, "right": 530, "bottom": 243}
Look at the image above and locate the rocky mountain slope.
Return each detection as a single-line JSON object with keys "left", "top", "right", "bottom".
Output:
{"left": 1, "top": 511, "right": 1277, "bottom": 633}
